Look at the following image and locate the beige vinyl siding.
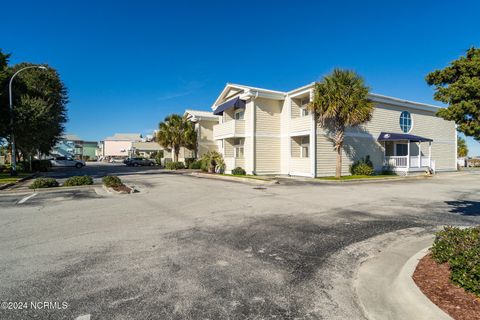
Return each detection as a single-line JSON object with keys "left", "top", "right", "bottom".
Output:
{"left": 356, "top": 103, "right": 456, "bottom": 170}
{"left": 255, "top": 98, "right": 281, "bottom": 134}
{"left": 316, "top": 134, "right": 351, "bottom": 176}
{"left": 290, "top": 98, "right": 301, "bottom": 118}
{"left": 289, "top": 158, "right": 310, "bottom": 175}
{"left": 315, "top": 102, "right": 456, "bottom": 175}
{"left": 256, "top": 137, "right": 280, "bottom": 173}
{"left": 198, "top": 119, "right": 218, "bottom": 157}
{"left": 254, "top": 98, "right": 282, "bottom": 173}
{"left": 291, "top": 138, "right": 301, "bottom": 157}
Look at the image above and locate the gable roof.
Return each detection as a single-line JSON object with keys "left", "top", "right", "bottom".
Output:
{"left": 184, "top": 109, "right": 220, "bottom": 121}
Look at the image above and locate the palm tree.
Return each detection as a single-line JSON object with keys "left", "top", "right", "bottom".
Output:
{"left": 157, "top": 114, "right": 198, "bottom": 162}
{"left": 182, "top": 119, "right": 198, "bottom": 158}
{"left": 308, "top": 69, "right": 374, "bottom": 178}
{"left": 157, "top": 114, "right": 184, "bottom": 162}
{"left": 457, "top": 136, "right": 468, "bottom": 158}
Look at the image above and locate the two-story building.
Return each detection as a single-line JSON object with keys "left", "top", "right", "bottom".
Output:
{"left": 210, "top": 83, "right": 457, "bottom": 176}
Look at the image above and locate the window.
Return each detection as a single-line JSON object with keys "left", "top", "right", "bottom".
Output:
{"left": 234, "top": 138, "right": 244, "bottom": 158}
{"left": 300, "top": 98, "right": 310, "bottom": 117}
{"left": 234, "top": 109, "right": 245, "bottom": 120}
{"left": 399, "top": 111, "right": 412, "bottom": 133}
{"left": 396, "top": 143, "right": 408, "bottom": 156}
{"left": 300, "top": 136, "right": 309, "bottom": 158}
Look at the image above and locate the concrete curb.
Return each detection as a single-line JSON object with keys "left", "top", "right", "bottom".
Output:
{"left": 356, "top": 233, "right": 452, "bottom": 320}
{"left": 190, "top": 172, "right": 279, "bottom": 185}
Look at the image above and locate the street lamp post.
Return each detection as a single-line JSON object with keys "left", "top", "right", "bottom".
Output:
{"left": 8, "top": 65, "right": 47, "bottom": 176}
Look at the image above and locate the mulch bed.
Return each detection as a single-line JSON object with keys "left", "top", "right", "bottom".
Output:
{"left": 112, "top": 184, "right": 132, "bottom": 193}
{"left": 413, "top": 253, "right": 480, "bottom": 320}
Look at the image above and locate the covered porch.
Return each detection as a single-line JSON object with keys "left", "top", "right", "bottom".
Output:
{"left": 378, "top": 132, "right": 434, "bottom": 173}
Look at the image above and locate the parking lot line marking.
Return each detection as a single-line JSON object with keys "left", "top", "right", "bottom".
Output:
{"left": 75, "top": 315, "right": 91, "bottom": 320}
{"left": 17, "top": 193, "right": 38, "bottom": 204}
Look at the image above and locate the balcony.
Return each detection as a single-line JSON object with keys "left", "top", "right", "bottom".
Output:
{"left": 290, "top": 116, "right": 311, "bottom": 134}
{"left": 213, "top": 120, "right": 245, "bottom": 139}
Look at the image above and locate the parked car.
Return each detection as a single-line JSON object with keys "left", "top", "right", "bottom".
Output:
{"left": 50, "top": 157, "right": 85, "bottom": 168}
{"left": 124, "top": 157, "right": 155, "bottom": 167}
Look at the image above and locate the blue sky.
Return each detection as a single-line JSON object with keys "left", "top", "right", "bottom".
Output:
{"left": 2, "top": 0, "right": 480, "bottom": 155}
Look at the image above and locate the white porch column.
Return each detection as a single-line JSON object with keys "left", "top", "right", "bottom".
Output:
{"left": 418, "top": 142, "right": 421, "bottom": 168}
{"left": 406, "top": 140, "right": 410, "bottom": 169}
{"left": 428, "top": 142, "right": 432, "bottom": 166}
{"left": 383, "top": 141, "right": 386, "bottom": 167}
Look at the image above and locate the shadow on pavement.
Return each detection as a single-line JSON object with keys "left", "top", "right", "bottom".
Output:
{"left": 445, "top": 200, "right": 480, "bottom": 216}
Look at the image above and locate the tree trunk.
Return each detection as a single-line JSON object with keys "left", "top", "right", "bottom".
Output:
{"left": 174, "top": 146, "right": 179, "bottom": 162}
{"left": 335, "top": 145, "right": 342, "bottom": 179}
{"left": 334, "top": 129, "right": 344, "bottom": 179}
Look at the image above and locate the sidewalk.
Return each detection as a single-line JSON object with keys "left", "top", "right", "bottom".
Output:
{"left": 355, "top": 231, "right": 452, "bottom": 320}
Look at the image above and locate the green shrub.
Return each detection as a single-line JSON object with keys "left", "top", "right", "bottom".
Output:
{"left": 184, "top": 158, "right": 196, "bottom": 168}
{"left": 350, "top": 155, "right": 374, "bottom": 176}
{"left": 431, "top": 226, "right": 480, "bottom": 296}
{"left": 380, "top": 169, "right": 397, "bottom": 175}
{"left": 200, "top": 151, "right": 225, "bottom": 173}
{"left": 30, "top": 177, "right": 59, "bottom": 189}
{"left": 102, "top": 175, "right": 122, "bottom": 188}
{"left": 188, "top": 160, "right": 202, "bottom": 169}
{"left": 63, "top": 175, "right": 93, "bottom": 186}
{"left": 232, "top": 167, "right": 246, "bottom": 175}
{"left": 165, "top": 161, "right": 185, "bottom": 170}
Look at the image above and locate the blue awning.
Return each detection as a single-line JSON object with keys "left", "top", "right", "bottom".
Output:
{"left": 213, "top": 97, "right": 246, "bottom": 115}
{"left": 377, "top": 132, "right": 433, "bottom": 142}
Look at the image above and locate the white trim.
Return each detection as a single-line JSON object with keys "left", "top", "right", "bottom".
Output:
{"left": 290, "top": 130, "right": 311, "bottom": 137}
{"left": 370, "top": 93, "right": 440, "bottom": 112}
{"left": 310, "top": 111, "right": 316, "bottom": 178}
{"left": 289, "top": 88, "right": 313, "bottom": 98}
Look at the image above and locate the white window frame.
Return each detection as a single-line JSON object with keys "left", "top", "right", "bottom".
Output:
{"left": 300, "top": 136, "right": 309, "bottom": 158}
{"left": 234, "top": 109, "right": 245, "bottom": 120}
{"left": 234, "top": 138, "right": 244, "bottom": 158}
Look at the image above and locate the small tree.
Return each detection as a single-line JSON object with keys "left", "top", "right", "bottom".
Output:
{"left": 457, "top": 137, "right": 469, "bottom": 158}
{"left": 308, "top": 69, "right": 374, "bottom": 178}
{"left": 157, "top": 114, "right": 184, "bottom": 162}
{"left": 426, "top": 48, "right": 480, "bottom": 142}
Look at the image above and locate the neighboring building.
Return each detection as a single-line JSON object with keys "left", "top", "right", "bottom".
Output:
{"left": 131, "top": 141, "right": 163, "bottom": 158}
{"left": 101, "top": 133, "right": 142, "bottom": 159}
{"left": 82, "top": 141, "right": 99, "bottom": 160}
{"left": 51, "top": 134, "right": 99, "bottom": 160}
{"left": 210, "top": 83, "right": 457, "bottom": 176}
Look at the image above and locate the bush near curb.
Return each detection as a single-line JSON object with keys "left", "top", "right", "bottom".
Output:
{"left": 431, "top": 226, "right": 480, "bottom": 296}
{"left": 165, "top": 161, "right": 185, "bottom": 170}
{"left": 350, "top": 155, "right": 374, "bottom": 176}
{"left": 63, "top": 176, "right": 93, "bottom": 186}
{"left": 232, "top": 167, "right": 246, "bottom": 175}
{"left": 102, "top": 175, "right": 122, "bottom": 188}
{"left": 188, "top": 160, "right": 202, "bottom": 169}
{"left": 30, "top": 178, "right": 59, "bottom": 189}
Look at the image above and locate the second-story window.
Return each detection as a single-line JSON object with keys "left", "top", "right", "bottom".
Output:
{"left": 234, "top": 109, "right": 245, "bottom": 120}
{"left": 300, "top": 98, "right": 310, "bottom": 117}
{"left": 234, "top": 138, "right": 244, "bottom": 158}
{"left": 300, "top": 136, "right": 310, "bottom": 158}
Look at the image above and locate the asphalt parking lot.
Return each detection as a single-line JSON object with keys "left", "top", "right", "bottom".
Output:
{"left": 0, "top": 166, "right": 479, "bottom": 319}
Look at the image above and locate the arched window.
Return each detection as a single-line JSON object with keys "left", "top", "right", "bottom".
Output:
{"left": 399, "top": 111, "right": 412, "bottom": 133}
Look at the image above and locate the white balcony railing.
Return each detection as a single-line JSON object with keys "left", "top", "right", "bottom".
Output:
{"left": 384, "top": 156, "right": 408, "bottom": 167}
{"left": 213, "top": 120, "right": 245, "bottom": 139}
{"left": 384, "top": 156, "right": 431, "bottom": 168}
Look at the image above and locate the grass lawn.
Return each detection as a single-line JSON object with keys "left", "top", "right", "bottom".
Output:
{"left": 0, "top": 172, "right": 29, "bottom": 184}
{"left": 317, "top": 174, "right": 399, "bottom": 181}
